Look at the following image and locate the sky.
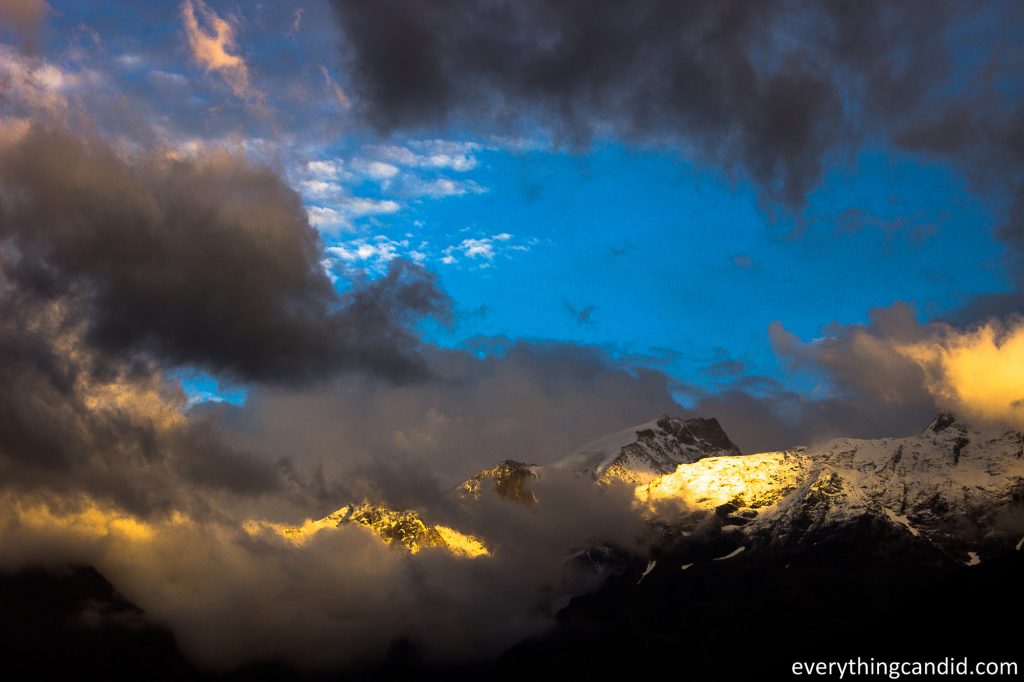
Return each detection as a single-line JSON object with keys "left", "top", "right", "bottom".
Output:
{"left": 1, "top": 0, "right": 1024, "bottom": 670}
{"left": 5, "top": 0, "right": 1016, "bottom": 408}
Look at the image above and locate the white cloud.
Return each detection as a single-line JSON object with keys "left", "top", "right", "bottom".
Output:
{"left": 300, "top": 179, "right": 340, "bottom": 200}
{"left": 115, "top": 53, "right": 145, "bottom": 69}
{"left": 460, "top": 238, "right": 496, "bottom": 259}
{"left": 324, "top": 236, "right": 411, "bottom": 273}
{"left": 366, "top": 140, "right": 482, "bottom": 172}
{"left": 305, "top": 159, "right": 349, "bottom": 181}
{"left": 352, "top": 159, "right": 400, "bottom": 181}
{"left": 401, "top": 176, "right": 486, "bottom": 199}
{"left": 148, "top": 69, "right": 189, "bottom": 88}
{"left": 307, "top": 198, "right": 400, "bottom": 232}
{"left": 440, "top": 233, "right": 529, "bottom": 267}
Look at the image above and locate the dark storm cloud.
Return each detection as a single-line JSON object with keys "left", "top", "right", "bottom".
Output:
{"left": 0, "top": 123, "right": 447, "bottom": 513}
{"left": 0, "top": 289, "right": 284, "bottom": 515}
{"left": 331, "top": 0, "right": 964, "bottom": 207}
{"left": 0, "top": 125, "right": 447, "bottom": 385}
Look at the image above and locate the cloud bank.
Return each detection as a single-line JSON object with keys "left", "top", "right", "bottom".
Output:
{"left": 0, "top": 125, "right": 447, "bottom": 385}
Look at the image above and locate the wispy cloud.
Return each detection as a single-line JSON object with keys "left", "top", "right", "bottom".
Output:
{"left": 319, "top": 65, "right": 350, "bottom": 109}
{"left": 399, "top": 175, "right": 485, "bottom": 199}
{"left": 367, "top": 140, "right": 481, "bottom": 172}
{"left": 180, "top": 0, "right": 262, "bottom": 103}
{"left": 307, "top": 199, "right": 400, "bottom": 233}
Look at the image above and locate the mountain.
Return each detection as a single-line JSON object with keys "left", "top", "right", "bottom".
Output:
{"left": 555, "top": 415, "right": 742, "bottom": 483}
{"left": 499, "top": 413, "right": 1024, "bottom": 680}
{"left": 636, "top": 412, "right": 1024, "bottom": 560}
{"left": 246, "top": 502, "right": 490, "bottom": 558}
{"left": 5, "top": 413, "right": 1022, "bottom": 681}
{"left": 460, "top": 415, "right": 742, "bottom": 502}
{"left": 0, "top": 565, "right": 197, "bottom": 682}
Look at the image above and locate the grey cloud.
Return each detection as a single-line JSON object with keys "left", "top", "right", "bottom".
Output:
{"left": 214, "top": 341, "right": 683, "bottom": 509}
{"left": 0, "top": 123, "right": 448, "bottom": 516}
{"left": 678, "top": 303, "right": 944, "bottom": 452}
{"left": 330, "top": 0, "right": 968, "bottom": 208}
{"left": 0, "top": 291, "right": 284, "bottom": 516}
{"left": 0, "top": 337, "right": 673, "bottom": 669}
{"left": 0, "top": 125, "right": 447, "bottom": 385}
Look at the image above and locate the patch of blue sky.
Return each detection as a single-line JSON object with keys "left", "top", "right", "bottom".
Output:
{"left": 402, "top": 142, "right": 1006, "bottom": 391}
{"left": 174, "top": 369, "right": 248, "bottom": 408}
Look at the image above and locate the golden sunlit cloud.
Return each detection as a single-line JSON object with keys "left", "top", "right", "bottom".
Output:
{"left": 181, "top": 0, "right": 263, "bottom": 103}
{"left": 11, "top": 496, "right": 161, "bottom": 543}
{"left": 897, "top": 318, "right": 1024, "bottom": 427}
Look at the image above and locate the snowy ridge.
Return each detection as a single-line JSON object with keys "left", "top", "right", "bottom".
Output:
{"left": 460, "top": 415, "right": 743, "bottom": 503}
{"left": 655, "top": 413, "right": 1024, "bottom": 561}
{"left": 548, "top": 415, "right": 742, "bottom": 484}
{"left": 551, "top": 419, "right": 663, "bottom": 478}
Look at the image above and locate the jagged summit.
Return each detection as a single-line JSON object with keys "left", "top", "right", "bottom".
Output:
{"left": 246, "top": 501, "right": 490, "bottom": 558}
{"left": 637, "top": 413, "right": 1024, "bottom": 561}
{"left": 553, "top": 414, "right": 742, "bottom": 484}
{"left": 924, "top": 411, "right": 967, "bottom": 434}
{"left": 459, "top": 460, "right": 539, "bottom": 504}
{"left": 460, "top": 415, "right": 743, "bottom": 503}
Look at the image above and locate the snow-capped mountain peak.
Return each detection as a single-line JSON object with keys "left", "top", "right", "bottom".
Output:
{"left": 551, "top": 415, "right": 742, "bottom": 483}
{"left": 636, "top": 413, "right": 1024, "bottom": 561}
{"left": 460, "top": 415, "right": 743, "bottom": 503}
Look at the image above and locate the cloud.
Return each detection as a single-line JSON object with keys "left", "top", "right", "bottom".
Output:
{"left": 398, "top": 175, "right": 485, "bottom": 199}
{"left": 319, "top": 65, "right": 349, "bottom": 109}
{"left": 355, "top": 159, "right": 400, "bottom": 180}
{"left": 306, "top": 198, "right": 401, "bottom": 232}
{"left": 213, "top": 342, "right": 682, "bottom": 494}
{"left": 440, "top": 233, "right": 522, "bottom": 266}
{"left": 324, "top": 235, "right": 416, "bottom": 273}
{"left": 0, "top": 124, "right": 446, "bottom": 385}
{"left": 675, "top": 303, "right": 1024, "bottom": 452}
{"left": 181, "top": 0, "right": 263, "bottom": 103}
{"left": 896, "top": 318, "right": 1024, "bottom": 427}
{"left": 289, "top": 8, "right": 304, "bottom": 35}
{"left": 0, "top": 44, "right": 87, "bottom": 115}
{"left": 330, "top": 0, "right": 976, "bottom": 208}
{"left": 328, "top": 0, "right": 1024, "bottom": 322}
{"left": 0, "top": 468, "right": 647, "bottom": 670}
{"left": 700, "top": 358, "right": 747, "bottom": 379}
{"left": 0, "top": 294, "right": 285, "bottom": 516}
{"left": 366, "top": 140, "right": 481, "bottom": 173}
{"left": 0, "top": 339, "right": 679, "bottom": 669}
{"left": 0, "top": 0, "right": 49, "bottom": 46}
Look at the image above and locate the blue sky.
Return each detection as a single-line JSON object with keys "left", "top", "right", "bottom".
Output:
{"left": 9, "top": 0, "right": 1015, "bottom": 408}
